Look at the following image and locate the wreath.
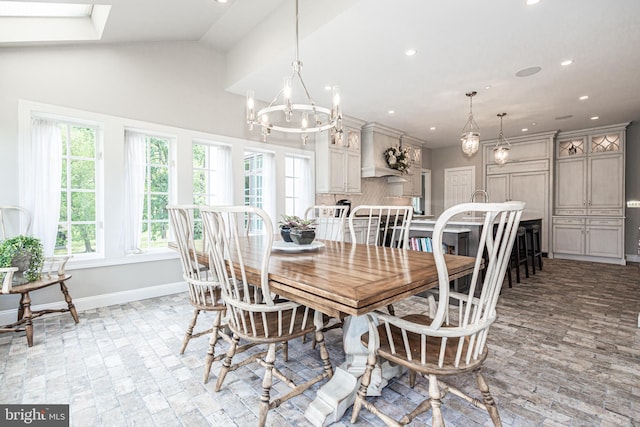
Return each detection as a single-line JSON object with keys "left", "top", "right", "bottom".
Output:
{"left": 383, "top": 145, "right": 411, "bottom": 175}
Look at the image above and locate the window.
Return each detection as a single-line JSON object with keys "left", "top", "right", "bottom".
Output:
{"left": 56, "top": 122, "right": 99, "bottom": 256}
{"left": 284, "top": 155, "right": 313, "bottom": 217}
{"left": 141, "top": 136, "right": 171, "bottom": 250}
{"left": 244, "top": 152, "right": 264, "bottom": 233}
{"left": 193, "top": 142, "right": 232, "bottom": 206}
{"left": 192, "top": 141, "right": 232, "bottom": 239}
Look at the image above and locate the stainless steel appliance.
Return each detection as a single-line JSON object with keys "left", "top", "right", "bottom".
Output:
{"left": 336, "top": 199, "right": 351, "bottom": 216}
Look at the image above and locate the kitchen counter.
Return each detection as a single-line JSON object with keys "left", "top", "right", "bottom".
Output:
{"left": 412, "top": 213, "right": 543, "bottom": 227}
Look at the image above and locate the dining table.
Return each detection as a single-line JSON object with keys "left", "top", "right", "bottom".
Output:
{"left": 174, "top": 236, "right": 477, "bottom": 426}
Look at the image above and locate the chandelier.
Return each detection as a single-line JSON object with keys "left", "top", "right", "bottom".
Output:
{"left": 461, "top": 91, "right": 480, "bottom": 156}
{"left": 493, "top": 112, "right": 511, "bottom": 165}
{"left": 246, "top": 0, "right": 342, "bottom": 144}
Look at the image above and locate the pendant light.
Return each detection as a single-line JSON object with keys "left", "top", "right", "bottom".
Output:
{"left": 493, "top": 112, "right": 511, "bottom": 165}
{"left": 245, "top": 0, "right": 342, "bottom": 144}
{"left": 461, "top": 91, "right": 480, "bottom": 156}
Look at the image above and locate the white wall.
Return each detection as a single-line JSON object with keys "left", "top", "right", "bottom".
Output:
{"left": 0, "top": 41, "right": 310, "bottom": 314}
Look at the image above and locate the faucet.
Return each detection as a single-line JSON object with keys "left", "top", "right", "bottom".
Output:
{"left": 470, "top": 189, "right": 489, "bottom": 203}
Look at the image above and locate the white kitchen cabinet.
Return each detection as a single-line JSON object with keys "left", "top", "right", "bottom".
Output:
{"left": 555, "top": 131, "right": 625, "bottom": 216}
{"left": 485, "top": 161, "right": 550, "bottom": 252}
{"left": 315, "top": 120, "right": 364, "bottom": 194}
{"left": 552, "top": 124, "right": 628, "bottom": 265}
{"left": 552, "top": 217, "right": 624, "bottom": 262}
{"left": 401, "top": 137, "right": 423, "bottom": 197}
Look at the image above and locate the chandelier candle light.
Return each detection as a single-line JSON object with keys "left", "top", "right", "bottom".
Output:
{"left": 246, "top": 0, "right": 342, "bottom": 144}
{"left": 461, "top": 91, "right": 480, "bottom": 156}
{"left": 493, "top": 112, "right": 511, "bottom": 165}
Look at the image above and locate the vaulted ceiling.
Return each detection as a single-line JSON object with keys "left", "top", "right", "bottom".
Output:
{"left": 4, "top": 0, "right": 640, "bottom": 148}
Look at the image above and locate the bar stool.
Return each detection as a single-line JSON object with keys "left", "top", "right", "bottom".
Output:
{"left": 527, "top": 224, "right": 543, "bottom": 274}
{"left": 507, "top": 226, "right": 529, "bottom": 287}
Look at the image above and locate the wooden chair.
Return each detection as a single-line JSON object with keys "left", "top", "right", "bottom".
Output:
{"left": 304, "top": 205, "right": 348, "bottom": 241}
{"left": 351, "top": 201, "right": 525, "bottom": 427}
{"left": 349, "top": 205, "right": 413, "bottom": 315}
{"left": 167, "top": 205, "right": 235, "bottom": 383}
{"left": 200, "top": 205, "right": 333, "bottom": 427}
{"left": 1, "top": 256, "right": 76, "bottom": 347}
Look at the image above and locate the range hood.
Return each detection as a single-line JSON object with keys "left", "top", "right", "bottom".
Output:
{"left": 361, "top": 122, "right": 404, "bottom": 177}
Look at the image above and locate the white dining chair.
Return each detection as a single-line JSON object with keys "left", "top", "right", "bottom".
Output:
{"left": 0, "top": 205, "right": 32, "bottom": 241}
{"left": 350, "top": 201, "right": 525, "bottom": 427}
{"left": 200, "top": 205, "right": 333, "bottom": 427}
{"left": 304, "top": 205, "right": 348, "bottom": 241}
{"left": 348, "top": 205, "right": 414, "bottom": 249}
{"left": 167, "top": 205, "right": 233, "bottom": 383}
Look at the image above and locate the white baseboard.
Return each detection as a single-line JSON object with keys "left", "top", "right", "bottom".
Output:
{"left": 0, "top": 281, "right": 185, "bottom": 326}
{"left": 626, "top": 254, "right": 640, "bottom": 263}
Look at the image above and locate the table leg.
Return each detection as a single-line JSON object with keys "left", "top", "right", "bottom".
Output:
{"left": 59, "top": 281, "right": 79, "bottom": 323}
{"left": 304, "top": 314, "right": 404, "bottom": 427}
{"left": 17, "top": 293, "right": 26, "bottom": 321}
{"left": 21, "top": 292, "right": 34, "bottom": 347}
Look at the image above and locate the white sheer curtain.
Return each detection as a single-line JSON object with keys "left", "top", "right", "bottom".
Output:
{"left": 262, "top": 153, "right": 276, "bottom": 226}
{"left": 122, "top": 130, "right": 146, "bottom": 253}
{"left": 300, "top": 156, "right": 314, "bottom": 216}
{"left": 215, "top": 145, "right": 233, "bottom": 205}
{"left": 23, "top": 118, "right": 62, "bottom": 256}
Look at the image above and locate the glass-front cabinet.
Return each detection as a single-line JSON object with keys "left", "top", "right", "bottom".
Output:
{"left": 552, "top": 123, "right": 628, "bottom": 265}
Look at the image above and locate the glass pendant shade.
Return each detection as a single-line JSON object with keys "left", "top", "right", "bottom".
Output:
{"left": 461, "top": 91, "right": 480, "bottom": 156}
{"left": 493, "top": 146, "right": 510, "bottom": 164}
{"left": 493, "top": 112, "right": 511, "bottom": 165}
{"left": 461, "top": 131, "right": 480, "bottom": 156}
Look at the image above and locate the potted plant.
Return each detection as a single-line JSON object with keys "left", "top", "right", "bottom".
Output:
{"left": 0, "top": 235, "right": 44, "bottom": 285}
{"left": 278, "top": 215, "right": 317, "bottom": 245}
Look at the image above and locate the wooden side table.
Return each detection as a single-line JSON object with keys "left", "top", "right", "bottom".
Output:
{"left": 1, "top": 265, "right": 78, "bottom": 347}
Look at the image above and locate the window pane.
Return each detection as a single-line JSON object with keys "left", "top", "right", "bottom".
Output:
{"left": 70, "top": 126, "right": 95, "bottom": 157}
{"left": 71, "top": 224, "right": 96, "bottom": 254}
{"left": 149, "top": 138, "right": 168, "bottom": 165}
{"left": 149, "top": 194, "right": 168, "bottom": 220}
{"left": 59, "top": 192, "right": 68, "bottom": 221}
{"left": 55, "top": 224, "right": 68, "bottom": 255}
{"left": 193, "top": 144, "right": 206, "bottom": 168}
{"left": 149, "top": 166, "right": 168, "bottom": 192}
{"left": 70, "top": 192, "right": 95, "bottom": 221}
{"left": 70, "top": 159, "right": 96, "bottom": 189}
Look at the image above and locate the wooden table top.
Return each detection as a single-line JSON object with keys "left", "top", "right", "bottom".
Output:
{"left": 174, "top": 238, "right": 476, "bottom": 319}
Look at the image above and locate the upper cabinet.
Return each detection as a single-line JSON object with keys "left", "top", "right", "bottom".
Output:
{"left": 400, "top": 135, "right": 424, "bottom": 197}
{"left": 315, "top": 117, "right": 365, "bottom": 194}
{"left": 554, "top": 124, "right": 626, "bottom": 217}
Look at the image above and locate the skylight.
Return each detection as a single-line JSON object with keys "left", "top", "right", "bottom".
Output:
{"left": 0, "top": 1, "right": 93, "bottom": 18}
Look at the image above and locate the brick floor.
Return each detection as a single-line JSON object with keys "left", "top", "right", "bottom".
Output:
{"left": 0, "top": 259, "right": 639, "bottom": 426}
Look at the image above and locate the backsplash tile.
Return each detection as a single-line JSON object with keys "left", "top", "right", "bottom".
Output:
{"left": 315, "top": 177, "right": 411, "bottom": 207}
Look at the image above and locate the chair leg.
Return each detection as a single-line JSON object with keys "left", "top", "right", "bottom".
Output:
{"left": 215, "top": 333, "right": 239, "bottom": 392}
{"left": 350, "top": 350, "right": 376, "bottom": 424}
{"left": 203, "top": 312, "right": 224, "bottom": 384}
{"left": 180, "top": 309, "right": 200, "bottom": 354}
{"left": 475, "top": 368, "right": 502, "bottom": 427}
{"left": 258, "top": 343, "right": 277, "bottom": 427}
{"left": 429, "top": 374, "right": 445, "bottom": 427}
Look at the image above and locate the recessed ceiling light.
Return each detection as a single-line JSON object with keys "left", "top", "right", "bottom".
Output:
{"left": 405, "top": 49, "right": 417, "bottom": 56}
{"left": 522, "top": 128, "right": 529, "bottom": 132}
{"left": 484, "top": 85, "right": 492, "bottom": 90}
{"left": 430, "top": 127, "right": 436, "bottom": 131}
{"left": 324, "top": 85, "right": 332, "bottom": 91}
{"left": 579, "top": 95, "right": 589, "bottom": 100}
{"left": 215, "top": 0, "right": 228, "bottom": 3}
{"left": 531, "top": 122, "right": 537, "bottom": 126}
{"left": 561, "top": 59, "right": 573, "bottom": 66}
{"left": 555, "top": 115, "right": 573, "bottom": 120}
{"left": 526, "top": 0, "right": 540, "bottom": 5}
{"left": 516, "top": 66, "right": 542, "bottom": 77}
{"left": 591, "top": 116, "right": 599, "bottom": 120}
{"left": 388, "top": 110, "right": 395, "bottom": 115}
